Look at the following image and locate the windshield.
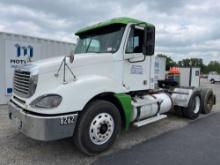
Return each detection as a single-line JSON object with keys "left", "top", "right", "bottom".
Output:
{"left": 74, "top": 24, "right": 125, "bottom": 54}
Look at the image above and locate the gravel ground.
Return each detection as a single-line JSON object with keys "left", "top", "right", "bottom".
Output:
{"left": 0, "top": 78, "right": 219, "bottom": 165}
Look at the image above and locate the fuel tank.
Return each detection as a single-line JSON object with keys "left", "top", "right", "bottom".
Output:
{"left": 131, "top": 93, "right": 173, "bottom": 122}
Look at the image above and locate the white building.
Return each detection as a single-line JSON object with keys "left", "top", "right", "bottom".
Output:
{"left": 0, "top": 32, "right": 75, "bottom": 104}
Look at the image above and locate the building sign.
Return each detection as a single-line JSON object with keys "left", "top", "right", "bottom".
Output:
{"left": 5, "top": 40, "right": 40, "bottom": 95}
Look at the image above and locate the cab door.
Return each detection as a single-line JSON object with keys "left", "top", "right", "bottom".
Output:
{"left": 123, "top": 26, "right": 153, "bottom": 91}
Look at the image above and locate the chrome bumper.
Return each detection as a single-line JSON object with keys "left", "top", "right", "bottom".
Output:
{"left": 8, "top": 101, "right": 78, "bottom": 141}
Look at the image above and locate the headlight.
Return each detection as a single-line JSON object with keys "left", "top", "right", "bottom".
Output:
{"left": 30, "top": 94, "right": 62, "bottom": 109}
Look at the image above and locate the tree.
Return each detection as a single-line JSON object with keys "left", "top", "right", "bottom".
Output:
{"left": 178, "top": 58, "right": 207, "bottom": 73}
{"left": 178, "top": 58, "right": 203, "bottom": 67}
{"left": 156, "top": 55, "right": 220, "bottom": 74}
{"left": 206, "top": 61, "right": 220, "bottom": 74}
{"left": 178, "top": 58, "right": 191, "bottom": 67}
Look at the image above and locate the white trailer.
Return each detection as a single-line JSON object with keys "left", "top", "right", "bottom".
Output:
{"left": 208, "top": 71, "right": 220, "bottom": 84}
{"left": 179, "top": 67, "right": 200, "bottom": 87}
{"left": 7, "top": 18, "right": 216, "bottom": 155}
{"left": 0, "top": 32, "right": 75, "bottom": 104}
{"left": 154, "top": 56, "right": 166, "bottom": 87}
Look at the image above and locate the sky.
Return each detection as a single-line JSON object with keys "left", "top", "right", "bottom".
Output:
{"left": 0, "top": 0, "right": 219, "bottom": 64}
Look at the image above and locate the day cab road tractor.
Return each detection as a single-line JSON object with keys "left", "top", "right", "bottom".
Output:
{"left": 8, "top": 17, "right": 216, "bottom": 155}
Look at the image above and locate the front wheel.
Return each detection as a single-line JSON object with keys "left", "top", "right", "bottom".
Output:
{"left": 211, "top": 79, "right": 215, "bottom": 84}
{"left": 74, "top": 100, "right": 121, "bottom": 155}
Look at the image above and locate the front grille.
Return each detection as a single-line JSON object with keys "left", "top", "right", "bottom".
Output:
{"left": 13, "top": 70, "right": 31, "bottom": 97}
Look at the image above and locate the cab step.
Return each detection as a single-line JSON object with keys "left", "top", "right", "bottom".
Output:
{"left": 133, "top": 114, "right": 167, "bottom": 127}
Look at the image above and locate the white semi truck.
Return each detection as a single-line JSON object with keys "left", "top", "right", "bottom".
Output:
{"left": 8, "top": 17, "right": 216, "bottom": 155}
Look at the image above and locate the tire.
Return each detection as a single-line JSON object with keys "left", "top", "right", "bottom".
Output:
{"left": 201, "top": 88, "right": 214, "bottom": 114}
{"left": 211, "top": 79, "right": 215, "bottom": 84}
{"left": 183, "top": 90, "right": 201, "bottom": 119}
{"left": 74, "top": 100, "right": 121, "bottom": 155}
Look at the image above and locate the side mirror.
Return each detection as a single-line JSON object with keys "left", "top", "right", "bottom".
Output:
{"left": 143, "top": 26, "right": 155, "bottom": 56}
{"left": 69, "top": 50, "right": 75, "bottom": 63}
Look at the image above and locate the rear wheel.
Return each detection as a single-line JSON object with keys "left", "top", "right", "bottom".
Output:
{"left": 183, "top": 90, "right": 201, "bottom": 119}
{"left": 201, "top": 88, "right": 215, "bottom": 114}
{"left": 74, "top": 100, "right": 121, "bottom": 155}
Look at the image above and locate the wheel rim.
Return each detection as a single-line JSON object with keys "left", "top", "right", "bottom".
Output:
{"left": 89, "top": 113, "right": 114, "bottom": 145}
{"left": 193, "top": 96, "right": 200, "bottom": 113}
{"left": 207, "top": 95, "right": 213, "bottom": 109}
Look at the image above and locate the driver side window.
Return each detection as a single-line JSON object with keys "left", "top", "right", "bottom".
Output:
{"left": 126, "top": 28, "right": 144, "bottom": 54}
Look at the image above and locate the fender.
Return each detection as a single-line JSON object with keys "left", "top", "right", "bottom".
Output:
{"left": 27, "top": 75, "right": 127, "bottom": 114}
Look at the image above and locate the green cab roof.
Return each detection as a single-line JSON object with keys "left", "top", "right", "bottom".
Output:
{"left": 75, "top": 17, "right": 154, "bottom": 35}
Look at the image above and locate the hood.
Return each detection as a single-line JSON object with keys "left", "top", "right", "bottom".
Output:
{"left": 24, "top": 53, "right": 113, "bottom": 74}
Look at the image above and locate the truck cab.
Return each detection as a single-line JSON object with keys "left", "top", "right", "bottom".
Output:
{"left": 73, "top": 18, "right": 156, "bottom": 91}
{"left": 8, "top": 17, "right": 215, "bottom": 155}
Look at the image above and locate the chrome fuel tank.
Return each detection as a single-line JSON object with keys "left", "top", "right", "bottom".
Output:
{"left": 131, "top": 93, "right": 172, "bottom": 122}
